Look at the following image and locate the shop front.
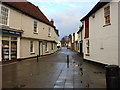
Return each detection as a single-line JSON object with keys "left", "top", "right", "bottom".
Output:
{"left": 0, "top": 29, "right": 22, "bottom": 62}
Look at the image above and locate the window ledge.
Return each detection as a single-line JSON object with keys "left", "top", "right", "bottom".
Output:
{"left": 33, "top": 32, "right": 38, "bottom": 34}
{"left": 30, "top": 52, "right": 35, "bottom": 55}
{"left": 45, "top": 50, "right": 49, "bottom": 53}
{"left": 103, "top": 23, "right": 111, "bottom": 27}
{"left": 85, "top": 54, "right": 90, "bottom": 56}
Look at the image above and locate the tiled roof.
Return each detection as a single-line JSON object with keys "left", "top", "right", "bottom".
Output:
{"left": 3, "top": 1, "right": 53, "bottom": 26}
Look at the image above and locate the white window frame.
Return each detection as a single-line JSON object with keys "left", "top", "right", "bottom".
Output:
{"left": 33, "top": 21, "right": 38, "bottom": 34}
{"left": 85, "top": 39, "right": 90, "bottom": 56}
{"left": 0, "top": 5, "right": 10, "bottom": 26}
{"left": 104, "top": 5, "right": 111, "bottom": 26}
{"left": 30, "top": 41, "right": 34, "bottom": 53}
{"left": 48, "top": 27, "right": 51, "bottom": 37}
{"left": 45, "top": 42, "right": 49, "bottom": 52}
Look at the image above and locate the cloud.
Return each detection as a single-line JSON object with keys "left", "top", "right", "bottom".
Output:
{"left": 28, "top": 0, "right": 99, "bottom": 40}
{"left": 48, "top": 8, "right": 84, "bottom": 39}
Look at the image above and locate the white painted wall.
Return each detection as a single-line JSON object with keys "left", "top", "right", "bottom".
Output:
{"left": 20, "top": 38, "right": 39, "bottom": 58}
{"left": 1, "top": 4, "right": 59, "bottom": 58}
{"left": 83, "top": 2, "right": 119, "bottom": 65}
{"left": 118, "top": 1, "right": 120, "bottom": 66}
{"left": 0, "top": 35, "right": 2, "bottom": 61}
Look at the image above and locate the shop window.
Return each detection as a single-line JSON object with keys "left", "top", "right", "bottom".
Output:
{"left": 104, "top": 5, "right": 110, "bottom": 25}
{"left": 11, "top": 41, "right": 17, "bottom": 59}
{"left": 1, "top": 6, "right": 9, "bottom": 25}
{"left": 34, "top": 21, "right": 38, "bottom": 33}
{"left": 2, "top": 36, "right": 17, "bottom": 61}
{"left": 30, "top": 41, "right": 34, "bottom": 53}
{"left": 2, "top": 40, "right": 9, "bottom": 61}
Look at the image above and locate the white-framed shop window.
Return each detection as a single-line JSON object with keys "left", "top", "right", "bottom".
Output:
{"left": 30, "top": 41, "right": 34, "bottom": 53}
{"left": 0, "top": 6, "right": 9, "bottom": 25}
{"left": 2, "top": 36, "right": 18, "bottom": 61}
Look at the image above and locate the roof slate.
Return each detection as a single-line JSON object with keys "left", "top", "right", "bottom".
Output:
{"left": 3, "top": 1, "right": 54, "bottom": 27}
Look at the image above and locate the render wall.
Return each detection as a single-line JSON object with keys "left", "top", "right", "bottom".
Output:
{"left": 118, "top": 1, "right": 120, "bottom": 66}
{"left": 2, "top": 4, "right": 58, "bottom": 43}
{"left": 20, "top": 38, "right": 39, "bottom": 58}
{"left": 84, "top": 2, "right": 119, "bottom": 65}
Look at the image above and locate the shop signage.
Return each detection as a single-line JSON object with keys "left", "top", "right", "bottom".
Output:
{"left": 1, "top": 29, "right": 21, "bottom": 36}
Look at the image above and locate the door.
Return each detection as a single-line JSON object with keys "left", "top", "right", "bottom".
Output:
{"left": 80, "top": 43, "right": 83, "bottom": 54}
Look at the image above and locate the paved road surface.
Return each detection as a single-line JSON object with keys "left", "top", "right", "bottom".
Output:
{"left": 2, "top": 47, "right": 106, "bottom": 88}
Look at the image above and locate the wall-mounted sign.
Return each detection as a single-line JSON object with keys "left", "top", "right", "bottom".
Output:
{"left": 1, "top": 29, "right": 21, "bottom": 37}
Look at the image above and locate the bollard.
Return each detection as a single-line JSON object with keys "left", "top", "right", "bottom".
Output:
{"left": 67, "top": 55, "right": 69, "bottom": 68}
{"left": 37, "top": 55, "right": 39, "bottom": 62}
{"left": 106, "top": 65, "right": 119, "bottom": 89}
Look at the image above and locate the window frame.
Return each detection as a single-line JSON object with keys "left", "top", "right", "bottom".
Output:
{"left": 45, "top": 42, "right": 48, "bottom": 52}
{"left": 104, "top": 5, "right": 111, "bottom": 26}
{"left": 30, "top": 41, "right": 34, "bottom": 54}
{"left": 0, "top": 5, "right": 10, "bottom": 26}
{"left": 48, "top": 27, "right": 51, "bottom": 37}
{"left": 33, "top": 21, "right": 38, "bottom": 34}
{"left": 85, "top": 39, "right": 90, "bottom": 56}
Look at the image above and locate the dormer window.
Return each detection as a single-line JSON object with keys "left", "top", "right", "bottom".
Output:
{"left": 34, "top": 21, "right": 38, "bottom": 33}
{"left": 1, "top": 6, "right": 9, "bottom": 25}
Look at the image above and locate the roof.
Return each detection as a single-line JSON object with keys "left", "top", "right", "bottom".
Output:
{"left": 77, "top": 25, "right": 83, "bottom": 34}
{"left": 2, "top": 1, "right": 54, "bottom": 27}
{"left": 80, "top": 1, "right": 109, "bottom": 21}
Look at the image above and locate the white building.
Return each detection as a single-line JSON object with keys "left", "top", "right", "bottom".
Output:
{"left": 57, "top": 40, "right": 61, "bottom": 48}
{"left": 77, "top": 25, "right": 84, "bottom": 54}
{"left": 81, "top": 0, "right": 120, "bottom": 66}
{"left": 0, "top": 1, "right": 59, "bottom": 62}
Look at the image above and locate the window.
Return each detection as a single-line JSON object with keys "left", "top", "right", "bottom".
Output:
{"left": 1, "top": 6, "right": 9, "bottom": 25}
{"left": 45, "top": 42, "right": 48, "bottom": 51}
{"left": 48, "top": 27, "right": 51, "bottom": 37}
{"left": 30, "top": 41, "right": 34, "bottom": 53}
{"left": 2, "top": 36, "right": 17, "bottom": 61}
{"left": 34, "top": 21, "right": 38, "bottom": 33}
{"left": 86, "top": 40, "right": 90, "bottom": 56}
{"left": 51, "top": 43, "right": 54, "bottom": 50}
{"left": 104, "top": 6, "right": 110, "bottom": 25}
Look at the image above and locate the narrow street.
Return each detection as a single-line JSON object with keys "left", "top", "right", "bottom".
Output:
{"left": 2, "top": 47, "right": 106, "bottom": 88}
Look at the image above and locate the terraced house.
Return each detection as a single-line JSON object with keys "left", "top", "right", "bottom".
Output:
{"left": 0, "top": 1, "right": 59, "bottom": 62}
{"left": 80, "top": 0, "right": 120, "bottom": 66}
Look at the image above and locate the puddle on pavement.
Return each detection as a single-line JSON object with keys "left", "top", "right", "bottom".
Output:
{"left": 94, "top": 72, "right": 104, "bottom": 74}
{"left": 54, "top": 85, "right": 64, "bottom": 88}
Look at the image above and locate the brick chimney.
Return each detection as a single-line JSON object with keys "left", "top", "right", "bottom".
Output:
{"left": 50, "top": 19, "right": 54, "bottom": 25}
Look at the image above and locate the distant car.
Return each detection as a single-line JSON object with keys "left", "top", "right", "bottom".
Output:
{"left": 67, "top": 46, "right": 71, "bottom": 49}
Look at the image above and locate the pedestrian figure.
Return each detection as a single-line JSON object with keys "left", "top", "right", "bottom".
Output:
{"left": 67, "top": 55, "right": 69, "bottom": 68}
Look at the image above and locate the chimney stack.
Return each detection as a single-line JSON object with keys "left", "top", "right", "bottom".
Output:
{"left": 50, "top": 19, "right": 54, "bottom": 25}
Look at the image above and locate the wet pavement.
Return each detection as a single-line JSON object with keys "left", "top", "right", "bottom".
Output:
{"left": 2, "top": 47, "right": 106, "bottom": 88}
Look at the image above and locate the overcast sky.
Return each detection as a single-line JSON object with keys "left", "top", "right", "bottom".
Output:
{"left": 27, "top": 0, "right": 99, "bottom": 40}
